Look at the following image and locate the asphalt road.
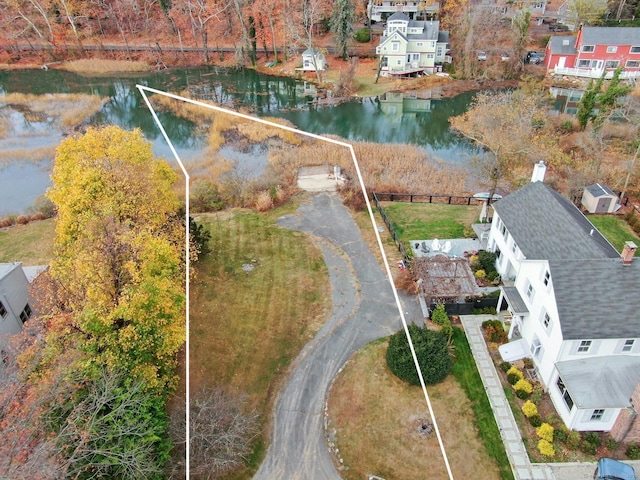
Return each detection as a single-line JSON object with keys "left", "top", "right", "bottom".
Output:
{"left": 254, "top": 192, "right": 421, "bottom": 479}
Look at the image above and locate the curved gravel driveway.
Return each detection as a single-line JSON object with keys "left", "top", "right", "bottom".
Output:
{"left": 254, "top": 192, "right": 421, "bottom": 480}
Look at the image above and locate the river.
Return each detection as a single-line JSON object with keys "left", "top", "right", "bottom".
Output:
{"left": 0, "top": 66, "right": 478, "bottom": 215}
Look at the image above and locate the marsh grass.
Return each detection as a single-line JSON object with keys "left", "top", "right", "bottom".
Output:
{"left": 61, "top": 59, "right": 151, "bottom": 73}
{"left": 1, "top": 93, "right": 107, "bottom": 129}
{"left": 151, "top": 93, "right": 302, "bottom": 151}
{"left": 268, "top": 138, "right": 469, "bottom": 195}
{"left": 0, "top": 146, "right": 56, "bottom": 167}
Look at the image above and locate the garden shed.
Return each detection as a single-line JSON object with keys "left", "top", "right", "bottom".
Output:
{"left": 581, "top": 183, "right": 619, "bottom": 214}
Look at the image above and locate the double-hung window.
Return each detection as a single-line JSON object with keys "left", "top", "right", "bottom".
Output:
{"left": 577, "top": 340, "right": 591, "bottom": 353}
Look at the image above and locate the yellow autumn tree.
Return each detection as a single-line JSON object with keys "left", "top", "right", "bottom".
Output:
{"left": 46, "top": 126, "right": 186, "bottom": 390}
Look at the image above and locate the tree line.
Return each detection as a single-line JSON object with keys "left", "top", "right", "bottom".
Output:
{"left": 0, "top": 0, "right": 362, "bottom": 64}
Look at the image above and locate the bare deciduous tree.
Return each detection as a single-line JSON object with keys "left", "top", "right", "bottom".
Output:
{"left": 170, "top": 387, "right": 260, "bottom": 480}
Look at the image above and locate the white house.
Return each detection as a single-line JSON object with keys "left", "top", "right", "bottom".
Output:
{"left": 487, "top": 165, "right": 640, "bottom": 441}
{"left": 299, "top": 48, "right": 326, "bottom": 72}
{"left": 375, "top": 12, "right": 449, "bottom": 77}
{"left": 0, "top": 262, "right": 42, "bottom": 348}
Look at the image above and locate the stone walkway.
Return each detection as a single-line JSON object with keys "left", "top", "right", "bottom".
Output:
{"left": 461, "top": 315, "right": 593, "bottom": 480}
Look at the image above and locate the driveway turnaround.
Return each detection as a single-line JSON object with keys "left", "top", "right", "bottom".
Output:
{"left": 254, "top": 192, "right": 421, "bottom": 479}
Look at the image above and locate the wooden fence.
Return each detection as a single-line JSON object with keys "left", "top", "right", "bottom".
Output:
{"left": 372, "top": 192, "right": 410, "bottom": 263}
{"left": 371, "top": 191, "right": 489, "bottom": 265}
{"left": 373, "top": 192, "right": 489, "bottom": 206}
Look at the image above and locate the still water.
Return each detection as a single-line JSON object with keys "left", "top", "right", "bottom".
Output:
{"left": 0, "top": 66, "right": 478, "bottom": 214}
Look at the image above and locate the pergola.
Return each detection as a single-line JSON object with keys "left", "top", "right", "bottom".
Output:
{"left": 413, "top": 255, "right": 480, "bottom": 304}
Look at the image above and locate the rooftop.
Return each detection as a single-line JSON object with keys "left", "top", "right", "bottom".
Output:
{"left": 491, "top": 181, "right": 619, "bottom": 261}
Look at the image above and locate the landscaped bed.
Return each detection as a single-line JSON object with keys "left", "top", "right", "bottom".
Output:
{"left": 481, "top": 321, "right": 640, "bottom": 464}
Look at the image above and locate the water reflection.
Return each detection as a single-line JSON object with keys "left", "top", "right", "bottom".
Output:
{"left": 0, "top": 67, "right": 481, "bottom": 213}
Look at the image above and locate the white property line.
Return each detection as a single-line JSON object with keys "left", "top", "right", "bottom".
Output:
{"left": 136, "top": 85, "right": 454, "bottom": 480}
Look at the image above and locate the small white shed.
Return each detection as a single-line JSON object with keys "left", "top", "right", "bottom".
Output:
{"left": 581, "top": 183, "right": 619, "bottom": 214}
{"left": 300, "top": 48, "right": 326, "bottom": 71}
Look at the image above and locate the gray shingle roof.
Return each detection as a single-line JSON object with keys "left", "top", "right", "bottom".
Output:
{"left": 387, "top": 12, "right": 410, "bottom": 22}
{"left": 556, "top": 355, "right": 640, "bottom": 408}
{"left": 548, "top": 36, "right": 577, "bottom": 55}
{"left": 585, "top": 183, "right": 616, "bottom": 198}
{"left": 581, "top": 26, "right": 640, "bottom": 46}
{"left": 502, "top": 286, "right": 529, "bottom": 315}
{"left": 549, "top": 258, "right": 640, "bottom": 339}
{"left": 492, "top": 181, "right": 619, "bottom": 260}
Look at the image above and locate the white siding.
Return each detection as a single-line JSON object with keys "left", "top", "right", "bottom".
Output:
{"left": 514, "top": 260, "right": 563, "bottom": 387}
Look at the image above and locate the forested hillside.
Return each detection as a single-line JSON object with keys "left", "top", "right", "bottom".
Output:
{"left": 0, "top": 0, "right": 368, "bottom": 64}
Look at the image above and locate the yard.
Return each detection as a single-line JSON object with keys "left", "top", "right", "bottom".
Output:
{"left": 0, "top": 218, "right": 55, "bottom": 265}
{"left": 327, "top": 329, "right": 512, "bottom": 480}
{"left": 587, "top": 214, "right": 640, "bottom": 256}
{"left": 189, "top": 197, "right": 332, "bottom": 478}
{"left": 380, "top": 201, "right": 482, "bottom": 244}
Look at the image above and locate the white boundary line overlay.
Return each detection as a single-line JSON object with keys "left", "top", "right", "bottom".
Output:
{"left": 136, "top": 85, "right": 454, "bottom": 480}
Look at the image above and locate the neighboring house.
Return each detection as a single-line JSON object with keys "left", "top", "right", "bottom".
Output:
{"left": 487, "top": 165, "right": 640, "bottom": 440}
{"left": 474, "top": 0, "right": 547, "bottom": 20}
{"left": 299, "top": 48, "right": 326, "bottom": 72}
{"left": 545, "top": 26, "right": 640, "bottom": 79}
{"left": 367, "top": 0, "right": 439, "bottom": 23}
{"left": 375, "top": 12, "right": 449, "bottom": 77}
{"left": 0, "top": 263, "right": 38, "bottom": 347}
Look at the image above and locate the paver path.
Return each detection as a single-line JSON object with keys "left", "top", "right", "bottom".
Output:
{"left": 254, "top": 192, "right": 420, "bottom": 479}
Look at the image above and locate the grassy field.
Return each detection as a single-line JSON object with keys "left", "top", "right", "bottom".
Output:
{"left": 190, "top": 197, "right": 331, "bottom": 477}
{"left": 0, "top": 219, "right": 55, "bottom": 265}
{"left": 380, "top": 201, "right": 482, "bottom": 244}
{"left": 328, "top": 336, "right": 504, "bottom": 480}
{"left": 588, "top": 214, "right": 640, "bottom": 256}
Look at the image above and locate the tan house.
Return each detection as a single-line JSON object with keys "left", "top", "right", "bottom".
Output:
{"left": 375, "top": 12, "right": 449, "bottom": 77}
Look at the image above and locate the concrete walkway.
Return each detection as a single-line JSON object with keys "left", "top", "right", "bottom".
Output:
{"left": 461, "top": 315, "right": 640, "bottom": 480}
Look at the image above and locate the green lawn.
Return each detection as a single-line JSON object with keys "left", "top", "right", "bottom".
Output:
{"left": 0, "top": 218, "right": 55, "bottom": 265}
{"left": 451, "top": 327, "right": 515, "bottom": 480}
{"left": 380, "top": 202, "right": 482, "bottom": 243}
{"left": 588, "top": 214, "right": 640, "bottom": 256}
{"left": 190, "top": 199, "right": 331, "bottom": 478}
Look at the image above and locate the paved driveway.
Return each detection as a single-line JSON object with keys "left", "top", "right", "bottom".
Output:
{"left": 254, "top": 192, "right": 421, "bottom": 479}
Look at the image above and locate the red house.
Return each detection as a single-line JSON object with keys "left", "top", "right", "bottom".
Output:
{"left": 545, "top": 26, "right": 640, "bottom": 79}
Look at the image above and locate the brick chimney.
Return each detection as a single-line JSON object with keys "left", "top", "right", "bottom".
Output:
{"left": 622, "top": 241, "right": 638, "bottom": 265}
